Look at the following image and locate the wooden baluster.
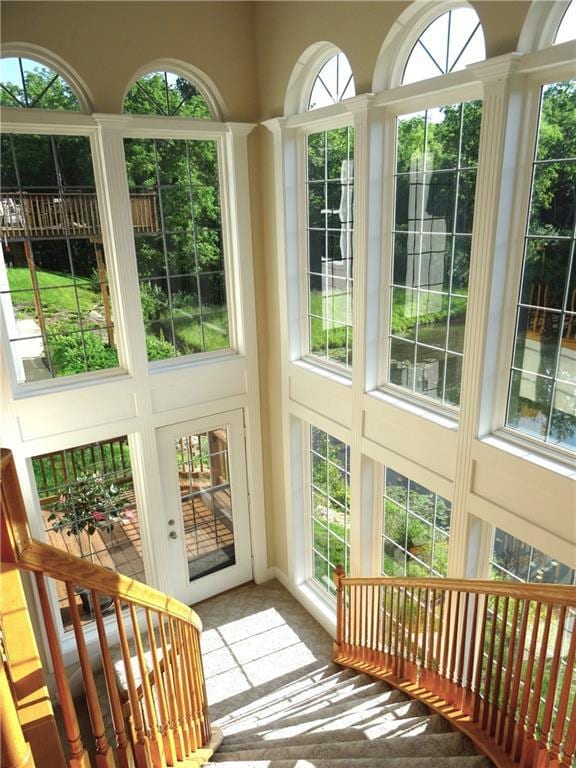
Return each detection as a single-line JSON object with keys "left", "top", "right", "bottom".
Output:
{"left": 402, "top": 587, "right": 412, "bottom": 679}
{"left": 188, "top": 626, "right": 211, "bottom": 746}
{"left": 498, "top": 598, "right": 520, "bottom": 746}
{"left": 65, "top": 583, "right": 115, "bottom": 768}
{"left": 454, "top": 592, "right": 470, "bottom": 710}
{"left": 91, "top": 591, "right": 135, "bottom": 768}
{"left": 447, "top": 591, "right": 461, "bottom": 705}
{"left": 520, "top": 603, "right": 553, "bottom": 767}
{"left": 387, "top": 586, "right": 395, "bottom": 671}
{"left": 168, "top": 618, "right": 192, "bottom": 756}
{"left": 35, "top": 574, "right": 90, "bottom": 768}
{"left": 472, "top": 593, "right": 489, "bottom": 724}
{"left": 504, "top": 599, "right": 530, "bottom": 753}
{"left": 440, "top": 590, "right": 453, "bottom": 701}
{"left": 369, "top": 584, "right": 376, "bottom": 662}
{"left": 434, "top": 590, "right": 445, "bottom": 693}
{"left": 129, "top": 604, "right": 165, "bottom": 768}
{"left": 175, "top": 621, "right": 199, "bottom": 751}
{"left": 549, "top": 609, "right": 576, "bottom": 767}
{"left": 559, "top": 678, "right": 576, "bottom": 768}
{"left": 412, "top": 588, "right": 421, "bottom": 685}
{"left": 514, "top": 602, "right": 542, "bottom": 761}
{"left": 333, "top": 565, "right": 345, "bottom": 654}
{"left": 393, "top": 586, "right": 402, "bottom": 676}
{"left": 374, "top": 584, "right": 382, "bottom": 664}
{"left": 113, "top": 598, "right": 152, "bottom": 768}
{"left": 158, "top": 615, "right": 185, "bottom": 761}
{"left": 534, "top": 606, "right": 567, "bottom": 768}
{"left": 355, "top": 585, "right": 361, "bottom": 653}
{"left": 425, "top": 589, "right": 436, "bottom": 690}
{"left": 399, "top": 587, "right": 408, "bottom": 679}
{"left": 481, "top": 595, "right": 499, "bottom": 731}
{"left": 463, "top": 592, "right": 479, "bottom": 714}
{"left": 347, "top": 583, "right": 352, "bottom": 652}
{"left": 420, "top": 588, "right": 429, "bottom": 688}
{"left": 360, "top": 584, "right": 367, "bottom": 660}
{"left": 489, "top": 596, "right": 509, "bottom": 737}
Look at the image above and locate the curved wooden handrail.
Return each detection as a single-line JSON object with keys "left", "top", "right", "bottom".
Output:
{"left": 333, "top": 570, "right": 576, "bottom": 768}
{"left": 337, "top": 575, "right": 576, "bottom": 605}
{"left": 1, "top": 448, "right": 221, "bottom": 768}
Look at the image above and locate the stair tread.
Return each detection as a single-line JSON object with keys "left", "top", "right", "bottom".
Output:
{"left": 214, "top": 731, "right": 476, "bottom": 761}
{"left": 204, "top": 757, "right": 493, "bottom": 768}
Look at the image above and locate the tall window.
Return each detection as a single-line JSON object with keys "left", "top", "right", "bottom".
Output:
{"left": 123, "top": 73, "right": 229, "bottom": 362}
{"left": 506, "top": 80, "right": 576, "bottom": 451}
{"left": 0, "top": 58, "right": 120, "bottom": 383}
{"left": 402, "top": 8, "right": 485, "bottom": 85}
{"left": 310, "top": 426, "right": 350, "bottom": 594}
{"left": 389, "top": 101, "right": 482, "bottom": 406}
{"left": 308, "top": 53, "right": 355, "bottom": 111}
{"left": 381, "top": 468, "right": 451, "bottom": 577}
{"left": 306, "top": 127, "right": 354, "bottom": 369}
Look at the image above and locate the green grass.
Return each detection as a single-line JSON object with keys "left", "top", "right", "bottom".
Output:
{"left": 7, "top": 267, "right": 101, "bottom": 317}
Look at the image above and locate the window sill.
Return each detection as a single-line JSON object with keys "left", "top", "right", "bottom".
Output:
{"left": 295, "top": 579, "right": 337, "bottom": 639}
{"left": 148, "top": 348, "right": 239, "bottom": 375}
{"left": 481, "top": 433, "right": 576, "bottom": 480}
{"left": 292, "top": 358, "right": 353, "bottom": 388}
{"left": 368, "top": 388, "right": 459, "bottom": 431}
{"left": 12, "top": 367, "right": 132, "bottom": 400}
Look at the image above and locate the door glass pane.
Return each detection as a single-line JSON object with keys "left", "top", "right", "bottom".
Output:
{"left": 175, "top": 427, "right": 236, "bottom": 581}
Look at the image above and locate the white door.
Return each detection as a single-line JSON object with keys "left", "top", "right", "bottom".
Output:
{"left": 158, "top": 410, "right": 253, "bottom": 604}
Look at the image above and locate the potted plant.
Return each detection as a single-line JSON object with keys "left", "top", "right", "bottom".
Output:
{"left": 47, "top": 472, "right": 133, "bottom": 615}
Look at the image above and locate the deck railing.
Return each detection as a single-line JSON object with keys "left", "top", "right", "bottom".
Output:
{"left": 0, "top": 191, "right": 159, "bottom": 239}
{"left": 1, "top": 448, "right": 220, "bottom": 768}
{"left": 333, "top": 569, "right": 576, "bottom": 768}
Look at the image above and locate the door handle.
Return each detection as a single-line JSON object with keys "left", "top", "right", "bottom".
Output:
{"left": 169, "top": 531, "right": 178, "bottom": 539}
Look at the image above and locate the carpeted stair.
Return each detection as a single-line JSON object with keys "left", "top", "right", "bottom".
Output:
{"left": 205, "top": 663, "right": 493, "bottom": 767}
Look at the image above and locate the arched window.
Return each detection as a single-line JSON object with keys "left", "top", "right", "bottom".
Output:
{"left": 123, "top": 70, "right": 213, "bottom": 118}
{"left": 308, "top": 52, "right": 355, "bottom": 111}
{"left": 555, "top": 0, "right": 576, "bottom": 43}
{"left": 402, "top": 7, "right": 485, "bottom": 85}
{"left": 0, "top": 56, "right": 81, "bottom": 110}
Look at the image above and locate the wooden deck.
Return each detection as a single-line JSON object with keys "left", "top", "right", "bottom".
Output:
{"left": 42, "top": 483, "right": 234, "bottom": 628}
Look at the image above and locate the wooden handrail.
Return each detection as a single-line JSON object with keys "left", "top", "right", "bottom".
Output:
{"left": 333, "top": 569, "right": 576, "bottom": 768}
{"left": 1, "top": 448, "right": 222, "bottom": 768}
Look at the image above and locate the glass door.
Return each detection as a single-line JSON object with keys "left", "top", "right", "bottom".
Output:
{"left": 158, "top": 410, "right": 252, "bottom": 604}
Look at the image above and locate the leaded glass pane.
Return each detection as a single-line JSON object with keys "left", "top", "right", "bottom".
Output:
{"left": 402, "top": 9, "right": 485, "bottom": 86}
{"left": 0, "top": 134, "right": 121, "bottom": 382}
{"left": 123, "top": 71, "right": 212, "bottom": 118}
{"left": 124, "top": 137, "right": 229, "bottom": 361}
{"left": 388, "top": 101, "right": 481, "bottom": 407}
{"left": 307, "top": 126, "right": 354, "bottom": 369}
{"left": 310, "top": 426, "right": 350, "bottom": 595}
{"left": 381, "top": 468, "right": 451, "bottom": 578}
{"left": 0, "top": 57, "right": 81, "bottom": 110}
{"left": 506, "top": 81, "right": 576, "bottom": 451}
{"left": 308, "top": 53, "right": 355, "bottom": 111}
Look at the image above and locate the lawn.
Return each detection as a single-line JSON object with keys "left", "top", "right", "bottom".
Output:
{"left": 7, "top": 266, "right": 101, "bottom": 318}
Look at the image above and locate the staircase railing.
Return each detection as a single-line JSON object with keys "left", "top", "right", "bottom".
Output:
{"left": 333, "top": 568, "right": 576, "bottom": 768}
{"left": 1, "top": 448, "right": 220, "bottom": 768}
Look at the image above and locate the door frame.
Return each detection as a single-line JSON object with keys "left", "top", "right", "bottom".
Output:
{"left": 157, "top": 408, "right": 253, "bottom": 605}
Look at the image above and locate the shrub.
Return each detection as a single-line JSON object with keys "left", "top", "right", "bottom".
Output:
{"left": 47, "top": 330, "right": 119, "bottom": 376}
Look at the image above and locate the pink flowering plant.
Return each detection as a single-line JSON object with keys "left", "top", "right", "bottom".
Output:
{"left": 48, "top": 472, "right": 131, "bottom": 559}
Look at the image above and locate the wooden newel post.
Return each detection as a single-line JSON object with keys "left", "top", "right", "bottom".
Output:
{"left": 333, "top": 565, "right": 345, "bottom": 656}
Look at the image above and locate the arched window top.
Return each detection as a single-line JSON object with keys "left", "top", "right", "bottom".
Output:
{"left": 402, "top": 7, "right": 486, "bottom": 85}
{"left": 555, "top": 0, "right": 575, "bottom": 43}
{"left": 123, "top": 70, "right": 214, "bottom": 118}
{"left": 0, "top": 56, "right": 82, "bottom": 110}
{"left": 308, "top": 52, "right": 355, "bottom": 111}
